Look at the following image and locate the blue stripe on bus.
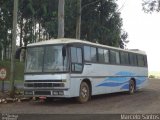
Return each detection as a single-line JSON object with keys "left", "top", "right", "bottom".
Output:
{"left": 97, "top": 81, "right": 128, "bottom": 87}
{"left": 96, "top": 71, "right": 147, "bottom": 90}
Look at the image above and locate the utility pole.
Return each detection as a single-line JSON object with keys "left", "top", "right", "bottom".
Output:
{"left": 58, "top": 0, "right": 65, "bottom": 38}
{"left": 10, "top": 0, "right": 18, "bottom": 97}
{"left": 76, "top": 0, "right": 81, "bottom": 39}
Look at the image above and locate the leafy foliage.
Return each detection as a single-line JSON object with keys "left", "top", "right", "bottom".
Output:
{"left": 0, "top": 0, "right": 13, "bottom": 59}
{"left": 81, "top": 0, "right": 125, "bottom": 47}
{"left": 142, "top": 0, "right": 160, "bottom": 13}
{"left": 0, "top": 0, "right": 128, "bottom": 60}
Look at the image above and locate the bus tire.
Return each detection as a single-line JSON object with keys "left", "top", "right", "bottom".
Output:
{"left": 77, "top": 81, "right": 90, "bottom": 103}
{"left": 129, "top": 79, "right": 135, "bottom": 94}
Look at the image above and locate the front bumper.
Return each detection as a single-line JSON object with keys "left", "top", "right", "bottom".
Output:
{"left": 24, "top": 88, "right": 71, "bottom": 98}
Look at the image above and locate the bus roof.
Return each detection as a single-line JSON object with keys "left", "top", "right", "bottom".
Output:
{"left": 27, "top": 38, "right": 146, "bottom": 55}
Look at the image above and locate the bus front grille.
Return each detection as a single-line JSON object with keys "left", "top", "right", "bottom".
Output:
{"left": 24, "top": 83, "right": 64, "bottom": 88}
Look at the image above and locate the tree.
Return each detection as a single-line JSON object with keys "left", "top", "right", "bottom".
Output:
{"left": 58, "top": 0, "right": 65, "bottom": 38}
{"left": 10, "top": 0, "right": 18, "bottom": 97}
{"left": 142, "top": 0, "right": 160, "bottom": 13}
{"left": 120, "top": 31, "right": 129, "bottom": 49}
{"left": 64, "top": 0, "right": 128, "bottom": 48}
{"left": 76, "top": 0, "right": 81, "bottom": 39}
{"left": 17, "top": 0, "right": 58, "bottom": 46}
{"left": 0, "top": 0, "right": 127, "bottom": 53}
{"left": 80, "top": 0, "right": 124, "bottom": 47}
{"left": 42, "top": 0, "right": 58, "bottom": 39}
{"left": 0, "top": 0, "right": 13, "bottom": 59}
{"left": 65, "top": 0, "right": 77, "bottom": 38}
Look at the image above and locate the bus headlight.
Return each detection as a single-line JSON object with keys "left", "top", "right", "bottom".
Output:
{"left": 24, "top": 91, "right": 33, "bottom": 95}
{"left": 58, "top": 91, "right": 64, "bottom": 95}
{"left": 53, "top": 91, "right": 59, "bottom": 95}
{"left": 52, "top": 91, "right": 64, "bottom": 95}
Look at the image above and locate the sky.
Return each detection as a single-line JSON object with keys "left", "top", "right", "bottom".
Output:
{"left": 117, "top": 0, "right": 160, "bottom": 72}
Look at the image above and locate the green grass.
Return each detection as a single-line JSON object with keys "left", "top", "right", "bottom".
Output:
{"left": 0, "top": 60, "right": 24, "bottom": 81}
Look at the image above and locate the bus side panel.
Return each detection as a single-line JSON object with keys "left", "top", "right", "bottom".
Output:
{"left": 69, "top": 76, "right": 82, "bottom": 97}
{"left": 135, "top": 76, "right": 149, "bottom": 90}
{"left": 78, "top": 63, "right": 148, "bottom": 96}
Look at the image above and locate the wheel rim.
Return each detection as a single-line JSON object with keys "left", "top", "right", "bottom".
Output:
{"left": 81, "top": 86, "right": 88, "bottom": 99}
{"left": 78, "top": 82, "right": 90, "bottom": 103}
{"left": 130, "top": 81, "right": 135, "bottom": 93}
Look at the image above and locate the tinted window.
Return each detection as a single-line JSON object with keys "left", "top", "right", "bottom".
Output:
{"left": 104, "top": 49, "right": 109, "bottom": 63}
{"left": 71, "top": 47, "right": 77, "bottom": 63}
{"left": 110, "top": 50, "right": 120, "bottom": 64}
{"left": 71, "top": 47, "right": 83, "bottom": 72}
{"left": 84, "top": 46, "right": 91, "bottom": 61}
{"left": 77, "top": 48, "right": 82, "bottom": 63}
{"left": 91, "top": 47, "right": 97, "bottom": 62}
{"left": 84, "top": 46, "right": 97, "bottom": 62}
{"left": 98, "top": 48, "right": 109, "bottom": 63}
{"left": 137, "top": 55, "right": 145, "bottom": 67}
{"left": 144, "top": 55, "right": 148, "bottom": 67}
{"left": 98, "top": 48, "right": 104, "bottom": 62}
{"left": 120, "top": 52, "right": 129, "bottom": 65}
{"left": 129, "top": 53, "right": 137, "bottom": 66}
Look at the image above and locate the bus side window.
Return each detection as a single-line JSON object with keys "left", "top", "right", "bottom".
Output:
{"left": 91, "top": 47, "right": 97, "bottom": 62}
{"left": 110, "top": 50, "right": 120, "bottom": 64}
{"left": 144, "top": 55, "right": 148, "bottom": 67}
{"left": 104, "top": 49, "right": 109, "bottom": 63}
{"left": 120, "top": 52, "right": 129, "bottom": 65}
{"left": 71, "top": 47, "right": 83, "bottom": 72}
{"left": 84, "top": 46, "right": 91, "bottom": 61}
{"left": 98, "top": 48, "right": 104, "bottom": 63}
{"left": 84, "top": 46, "right": 97, "bottom": 62}
{"left": 137, "top": 55, "right": 145, "bottom": 67}
{"left": 129, "top": 53, "right": 137, "bottom": 66}
{"left": 98, "top": 48, "right": 109, "bottom": 63}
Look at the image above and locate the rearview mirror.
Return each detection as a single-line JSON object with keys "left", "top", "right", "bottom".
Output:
{"left": 62, "top": 46, "right": 66, "bottom": 57}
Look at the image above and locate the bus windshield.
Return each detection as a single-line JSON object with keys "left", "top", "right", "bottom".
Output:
{"left": 25, "top": 45, "right": 68, "bottom": 73}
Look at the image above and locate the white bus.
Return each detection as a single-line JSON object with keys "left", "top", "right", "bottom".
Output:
{"left": 24, "top": 38, "right": 148, "bottom": 103}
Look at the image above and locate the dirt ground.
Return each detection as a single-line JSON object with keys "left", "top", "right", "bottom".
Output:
{"left": 0, "top": 79, "right": 160, "bottom": 114}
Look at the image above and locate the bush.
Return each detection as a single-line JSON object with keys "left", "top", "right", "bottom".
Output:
{"left": 149, "top": 75, "right": 155, "bottom": 79}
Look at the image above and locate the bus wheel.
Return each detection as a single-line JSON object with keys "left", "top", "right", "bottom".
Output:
{"left": 77, "top": 82, "right": 90, "bottom": 103}
{"left": 129, "top": 80, "right": 135, "bottom": 94}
